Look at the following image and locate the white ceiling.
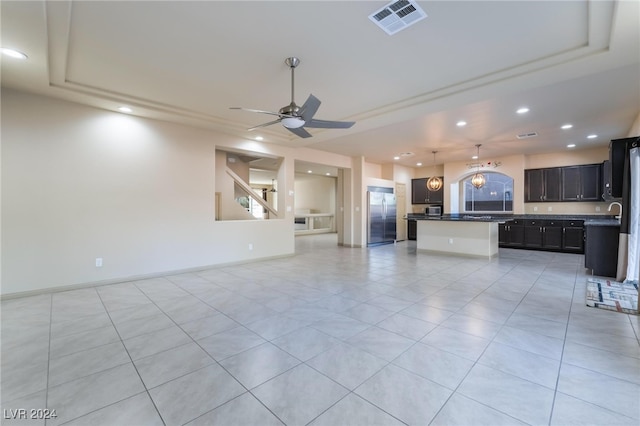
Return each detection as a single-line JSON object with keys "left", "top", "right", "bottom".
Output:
{"left": 1, "top": 1, "right": 639, "bottom": 170}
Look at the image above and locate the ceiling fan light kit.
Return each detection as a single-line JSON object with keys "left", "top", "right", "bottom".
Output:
{"left": 281, "top": 117, "right": 305, "bottom": 129}
{"left": 230, "top": 57, "right": 355, "bottom": 138}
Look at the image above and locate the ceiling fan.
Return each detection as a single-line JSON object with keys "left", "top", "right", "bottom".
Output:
{"left": 230, "top": 57, "right": 355, "bottom": 138}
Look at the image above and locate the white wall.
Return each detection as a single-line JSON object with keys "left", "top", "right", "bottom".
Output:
{"left": 294, "top": 174, "right": 336, "bottom": 214}
{"left": 1, "top": 90, "right": 304, "bottom": 296}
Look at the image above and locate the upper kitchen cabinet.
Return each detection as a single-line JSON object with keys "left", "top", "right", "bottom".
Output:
{"left": 561, "top": 164, "right": 602, "bottom": 201}
{"left": 609, "top": 137, "right": 639, "bottom": 198}
{"left": 411, "top": 177, "right": 444, "bottom": 204}
{"left": 602, "top": 160, "right": 614, "bottom": 200}
{"left": 524, "top": 168, "right": 561, "bottom": 202}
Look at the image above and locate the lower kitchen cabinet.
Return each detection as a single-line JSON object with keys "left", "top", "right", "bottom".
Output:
{"left": 562, "top": 220, "right": 585, "bottom": 253}
{"left": 524, "top": 219, "right": 567, "bottom": 250}
{"left": 499, "top": 218, "right": 584, "bottom": 254}
{"left": 585, "top": 224, "right": 619, "bottom": 277}
{"left": 499, "top": 220, "right": 524, "bottom": 247}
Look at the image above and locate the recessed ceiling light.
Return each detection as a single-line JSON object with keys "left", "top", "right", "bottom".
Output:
{"left": 393, "top": 156, "right": 400, "bottom": 160}
{"left": 587, "top": 134, "right": 597, "bottom": 139}
{"left": 118, "top": 106, "right": 132, "bottom": 113}
{"left": 255, "top": 136, "right": 264, "bottom": 141}
{"left": 472, "top": 155, "right": 478, "bottom": 160}
{"left": 416, "top": 162, "right": 423, "bottom": 166}
{"left": 307, "top": 170, "right": 312, "bottom": 173}
{"left": 516, "top": 107, "right": 530, "bottom": 114}
{"left": 1, "top": 47, "right": 28, "bottom": 60}
{"left": 456, "top": 121, "right": 467, "bottom": 127}
{"left": 567, "top": 144, "right": 576, "bottom": 148}
{"left": 325, "top": 172, "right": 331, "bottom": 176}
{"left": 561, "top": 124, "right": 573, "bottom": 130}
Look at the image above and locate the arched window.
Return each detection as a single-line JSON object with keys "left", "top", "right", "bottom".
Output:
{"left": 463, "top": 172, "right": 513, "bottom": 212}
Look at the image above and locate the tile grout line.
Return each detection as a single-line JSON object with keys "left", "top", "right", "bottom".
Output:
{"left": 424, "top": 252, "right": 543, "bottom": 425}
{"left": 172, "top": 272, "right": 415, "bottom": 425}
{"left": 93, "top": 288, "right": 168, "bottom": 426}
{"left": 7, "top": 242, "right": 636, "bottom": 425}
{"left": 133, "top": 278, "right": 291, "bottom": 425}
{"left": 44, "top": 293, "right": 53, "bottom": 426}
{"left": 547, "top": 260, "right": 582, "bottom": 425}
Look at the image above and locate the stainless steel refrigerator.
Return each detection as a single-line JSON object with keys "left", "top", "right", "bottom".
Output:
{"left": 367, "top": 188, "right": 397, "bottom": 246}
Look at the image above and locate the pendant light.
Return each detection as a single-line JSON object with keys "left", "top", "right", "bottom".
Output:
{"left": 471, "top": 144, "right": 486, "bottom": 189}
{"left": 426, "top": 151, "right": 443, "bottom": 191}
{"left": 270, "top": 178, "right": 277, "bottom": 192}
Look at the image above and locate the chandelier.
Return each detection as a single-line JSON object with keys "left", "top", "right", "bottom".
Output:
{"left": 471, "top": 144, "right": 486, "bottom": 189}
{"left": 426, "top": 151, "right": 443, "bottom": 191}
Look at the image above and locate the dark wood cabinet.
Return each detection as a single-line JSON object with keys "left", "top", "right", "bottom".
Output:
{"left": 524, "top": 219, "right": 564, "bottom": 250}
{"left": 563, "top": 220, "right": 585, "bottom": 253}
{"left": 500, "top": 218, "right": 583, "bottom": 253}
{"left": 524, "top": 219, "right": 543, "bottom": 248}
{"left": 610, "top": 137, "right": 634, "bottom": 199}
{"left": 580, "top": 164, "right": 602, "bottom": 201}
{"left": 499, "top": 219, "right": 524, "bottom": 247}
{"left": 585, "top": 224, "right": 619, "bottom": 277}
{"left": 407, "top": 219, "right": 417, "bottom": 240}
{"left": 524, "top": 168, "right": 561, "bottom": 202}
{"left": 427, "top": 179, "right": 444, "bottom": 204}
{"left": 525, "top": 164, "right": 601, "bottom": 203}
{"left": 411, "top": 177, "right": 444, "bottom": 204}
{"left": 542, "top": 220, "right": 563, "bottom": 250}
{"left": 602, "top": 160, "right": 613, "bottom": 200}
{"left": 561, "top": 164, "right": 602, "bottom": 201}
{"left": 411, "top": 178, "right": 428, "bottom": 204}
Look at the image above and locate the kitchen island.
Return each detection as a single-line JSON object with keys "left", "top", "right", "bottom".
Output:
{"left": 407, "top": 214, "right": 620, "bottom": 259}
{"left": 413, "top": 215, "right": 500, "bottom": 258}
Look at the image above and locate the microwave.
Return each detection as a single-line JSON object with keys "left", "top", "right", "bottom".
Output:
{"left": 425, "top": 205, "right": 442, "bottom": 216}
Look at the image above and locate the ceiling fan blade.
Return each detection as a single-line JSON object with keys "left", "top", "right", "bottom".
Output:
{"left": 304, "top": 118, "right": 355, "bottom": 129}
{"left": 299, "top": 94, "right": 321, "bottom": 122}
{"left": 286, "top": 126, "right": 313, "bottom": 138}
{"left": 247, "top": 119, "right": 281, "bottom": 131}
{"left": 230, "top": 107, "right": 292, "bottom": 118}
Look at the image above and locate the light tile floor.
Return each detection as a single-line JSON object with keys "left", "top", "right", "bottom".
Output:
{"left": 2, "top": 234, "right": 639, "bottom": 425}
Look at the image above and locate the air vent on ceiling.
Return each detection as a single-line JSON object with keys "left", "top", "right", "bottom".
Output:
{"left": 369, "top": 0, "right": 428, "bottom": 35}
{"left": 517, "top": 132, "right": 538, "bottom": 139}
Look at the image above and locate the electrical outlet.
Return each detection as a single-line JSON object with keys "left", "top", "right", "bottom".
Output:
{"left": 448, "top": 238, "right": 453, "bottom": 244}
{"left": 248, "top": 243, "right": 253, "bottom": 251}
{"left": 533, "top": 206, "right": 538, "bottom": 212}
{"left": 95, "top": 258, "right": 103, "bottom": 267}
{"left": 547, "top": 206, "right": 553, "bottom": 212}
{"left": 595, "top": 206, "right": 601, "bottom": 212}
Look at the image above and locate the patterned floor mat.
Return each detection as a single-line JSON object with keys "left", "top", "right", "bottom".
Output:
{"left": 586, "top": 277, "right": 639, "bottom": 315}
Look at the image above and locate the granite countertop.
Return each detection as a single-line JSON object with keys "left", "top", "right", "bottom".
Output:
{"left": 405, "top": 214, "right": 508, "bottom": 223}
{"left": 583, "top": 218, "right": 621, "bottom": 226}
{"left": 406, "top": 213, "right": 620, "bottom": 225}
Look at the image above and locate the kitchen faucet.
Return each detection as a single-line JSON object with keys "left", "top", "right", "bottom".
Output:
{"left": 608, "top": 201, "right": 623, "bottom": 220}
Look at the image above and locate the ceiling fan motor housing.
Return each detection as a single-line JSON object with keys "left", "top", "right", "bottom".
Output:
{"left": 279, "top": 103, "right": 300, "bottom": 116}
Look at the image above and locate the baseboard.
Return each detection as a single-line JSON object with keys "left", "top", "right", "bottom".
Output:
{"left": 0, "top": 253, "right": 294, "bottom": 300}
